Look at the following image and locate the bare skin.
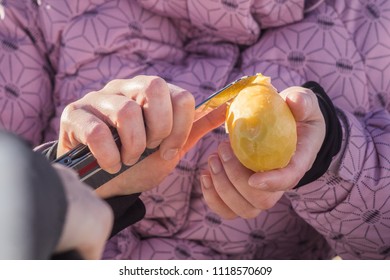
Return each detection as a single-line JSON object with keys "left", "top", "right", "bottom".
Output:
{"left": 57, "top": 75, "right": 225, "bottom": 197}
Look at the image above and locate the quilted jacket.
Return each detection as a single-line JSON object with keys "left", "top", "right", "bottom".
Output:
{"left": 1, "top": 0, "right": 390, "bottom": 259}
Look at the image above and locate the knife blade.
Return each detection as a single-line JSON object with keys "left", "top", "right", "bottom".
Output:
{"left": 54, "top": 75, "right": 256, "bottom": 189}
{"left": 193, "top": 75, "right": 256, "bottom": 121}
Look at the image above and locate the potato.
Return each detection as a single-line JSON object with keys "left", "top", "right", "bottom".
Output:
{"left": 225, "top": 74, "right": 297, "bottom": 172}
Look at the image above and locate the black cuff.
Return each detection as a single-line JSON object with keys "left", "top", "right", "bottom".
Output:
{"left": 294, "top": 81, "right": 342, "bottom": 188}
{"left": 106, "top": 194, "right": 146, "bottom": 237}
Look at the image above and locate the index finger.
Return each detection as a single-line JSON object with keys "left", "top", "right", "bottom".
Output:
{"left": 58, "top": 105, "right": 122, "bottom": 174}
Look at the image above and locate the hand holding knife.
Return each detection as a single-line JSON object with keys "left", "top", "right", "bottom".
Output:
{"left": 54, "top": 75, "right": 256, "bottom": 189}
{"left": 51, "top": 75, "right": 256, "bottom": 259}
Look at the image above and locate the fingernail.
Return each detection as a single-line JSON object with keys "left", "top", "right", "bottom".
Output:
{"left": 249, "top": 181, "right": 268, "bottom": 189}
{"left": 209, "top": 155, "right": 222, "bottom": 174}
{"left": 163, "top": 148, "right": 178, "bottom": 161}
{"left": 149, "top": 140, "right": 161, "bottom": 148}
{"left": 107, "top": 164, "right": 121, "bottom": 174}
{"left": 124, "top": 157, "right": 139, "bottom": 166}
{"left": 201, "top": 175, "right": 212, "bottom": 189}
{"left": 301, "top": 92, "right": 311, "bottom": 108}
{"left": 219, "top": 142, "right": 233, "bottom": 162}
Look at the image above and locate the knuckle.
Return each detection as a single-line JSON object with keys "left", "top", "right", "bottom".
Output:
{"left": 287, "top": 160, "right": 306, "bottom": 187}
{"left": 83, "top": 90, "right": 99, "bottom": 99}
{"left": 115, "top": 101, "right": 141, "bottom": 123}
{"left": 61, "top": 102, "right": 77, "bottom": 120}
{"left": 144, "top": 76, "right": 169, "bottom": 98}
{"left": 290, "top": 173, "right": 302, "bottom": 189}
{"left": 103, "top": 79, "right": 123, "bottom": 91}
{"left": 172, "top": 89, "right": 195, "bottom": 108}
{"left": 84, "top": 122, "right": 110, "bottom": 144}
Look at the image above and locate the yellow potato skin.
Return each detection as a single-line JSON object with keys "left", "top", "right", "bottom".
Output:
{"left": 226, "top": 74, "right": 297, "bottom": 172}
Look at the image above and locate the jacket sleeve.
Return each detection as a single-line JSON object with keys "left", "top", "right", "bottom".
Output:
{"left": 0, "top": 130, "right": 67, "bottom": 259}
{"left": 34, "top": 141, "right": 146, "bottom": 237}
{"left": 0, "top": 2, "right": 55, "bottom": 146}
{"left": 284, "top": 2, "right": 390, "bottom": 259}
{"left": 286, "top": 107, "right": 390, "bottom": 259}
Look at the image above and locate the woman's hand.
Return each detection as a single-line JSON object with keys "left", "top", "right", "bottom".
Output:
{"left": 200, "top": 87, "right": 326, "bottom": 219}
{"left": 96, "top": 101, "right": 226, "bottom": 197}
{"left": 58, "top": 75, "right": 195, "bottom": 173}
{"left": 57, "top": 75, "right": 226, "bottom": 198}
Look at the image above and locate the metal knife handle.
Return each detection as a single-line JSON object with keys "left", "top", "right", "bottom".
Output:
{"left": 54, "top": 130, "right": 158, "bottom": 189}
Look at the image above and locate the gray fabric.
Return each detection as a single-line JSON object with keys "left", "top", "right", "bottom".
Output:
{"left": 0, "top": 131, "right": 67, "bottom": 259}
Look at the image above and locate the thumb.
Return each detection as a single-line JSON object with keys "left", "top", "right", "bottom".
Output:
{"left": 183, "top": 103, "right": 226, "bottom": 152}
{"left": 279, "top": 86, "right": 322, "bottom": 123}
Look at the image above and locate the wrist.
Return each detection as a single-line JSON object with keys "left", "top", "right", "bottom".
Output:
{"left": 294, "top": 81, "right": 342, "bottom": 188}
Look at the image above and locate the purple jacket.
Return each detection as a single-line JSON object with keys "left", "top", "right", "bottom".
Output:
{"left": 1, "top": 0, "right": 390, "bottom": 259}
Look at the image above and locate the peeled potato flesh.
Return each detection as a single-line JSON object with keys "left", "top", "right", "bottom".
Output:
{"left": 225, "top": 74, "right": 297, "bottom": 172}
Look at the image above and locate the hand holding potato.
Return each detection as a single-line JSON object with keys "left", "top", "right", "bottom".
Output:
{"left": 201, "top": 84, "right": 326, "bottom": 219}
